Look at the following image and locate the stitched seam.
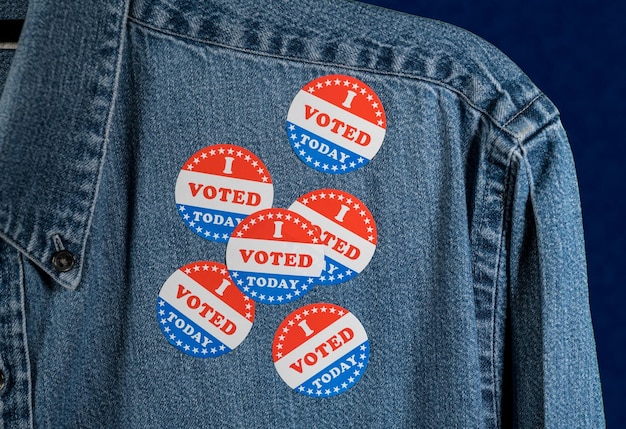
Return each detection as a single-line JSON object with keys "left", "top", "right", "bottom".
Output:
{"left": 17, "top": 251, "right": 35, "bottom": 429}
{"left": 81, "top": 0, "right": 131, "bottom": 291}
{"left": 470, "top": 132, "right": 495, "bottom": 428}
{"left": 470, "top": 124, "right": 522, "bottom": 429}
{"left": 493, "top": 146, "right": 521, "bottom": 429}
{"left": 0, "top": 232, "right": 69, "bottom": 291}
{"left": 502, "top": 93, "right": 543, "bottom": 130}
{"left": 127, "top": 16, "right": 534, "bottom": 139}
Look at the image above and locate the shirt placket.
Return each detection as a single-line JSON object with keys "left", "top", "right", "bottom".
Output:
{"left": 0, "top": 241, "right": 33, "bottom": 429}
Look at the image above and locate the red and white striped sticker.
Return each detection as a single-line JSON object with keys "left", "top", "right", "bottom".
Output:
{"left": 289, "top": 189, "right": 377, "bottom": 285}
{"left": 226, "top": 208, "right": 325, "bottom": 304}
{"left": 175, "top": 144, "right": 274, "bottom": 242}
{"left": 273, "top": 303, "right": 370, "bottom": 397}
{"left": 157, "top": 261, "right": 255, "bottom": 357}
{"left": 286, "top": 74, "right": 386, "bottom": 174}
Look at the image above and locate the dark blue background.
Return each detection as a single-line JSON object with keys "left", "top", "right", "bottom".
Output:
{"left": 357, "top": 1, "right": 625, "bottom": 426}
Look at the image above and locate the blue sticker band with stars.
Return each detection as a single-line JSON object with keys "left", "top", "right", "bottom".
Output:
{"left": 287, "top": 122, "right": 367, "bottom": 173}
{"left": 177, "top": 204, "right": 246, "bottom": 242}
{"left": 319, "top": 257, "right": 357, "bottom": 285}
{"left": 295, "top": 341, "right": 369, "bottom": 397}
{"left": 157, "top": 299, "right": 230, "bottom": 357}
{"left": 228, "top": 270, "right": 316, "bottom": 304}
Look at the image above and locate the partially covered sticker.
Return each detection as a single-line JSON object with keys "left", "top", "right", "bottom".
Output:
{"left": 286, "top": 74, "right": 386, "bottom": 174}
{"left": 157, "top": 261, "right": 255, "bottom": 357}
{"left": 175, "top": 144, "right": 273, "bottom": 242}
{"left": 289, "top": 189, "right": 377, "bottom": 285}
{"left": 273, "top": 303, "right": 370, "bottom": 397}
{"left": 226, "top": 208, "right": 325, "bottom": 304}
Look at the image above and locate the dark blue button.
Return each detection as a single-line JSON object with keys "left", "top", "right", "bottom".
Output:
{"left": 52, "top": 250, "right": 75, "bottom": 272}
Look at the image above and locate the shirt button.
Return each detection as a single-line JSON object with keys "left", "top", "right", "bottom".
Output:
{"left": 52, "top": 250, "right": 76, "bottom": 272}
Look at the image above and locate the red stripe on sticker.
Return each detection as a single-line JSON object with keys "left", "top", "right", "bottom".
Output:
{"left": 180, "top": 144, "right": 272, "bottom": 183}
{"left": 273, "top": 303, "right": 347, "bottom": 359}
{"left": 181, "top": 262, "right": 254, "bottom": 319}
{"left": 302, "top": 75, "right": 386, "bottom": 128}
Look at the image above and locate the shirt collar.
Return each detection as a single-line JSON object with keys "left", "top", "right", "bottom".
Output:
{"left": 0, "top": 0, "right": 129, "bottom": 289}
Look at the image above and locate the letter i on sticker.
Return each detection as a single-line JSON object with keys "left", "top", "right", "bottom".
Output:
{"left": 175, "top": 144, "right": 274, "bottom": 242}
{"left": 286, "top": 74, "right": 386, "bottom": 174}
{"left": 273, "top": 303, "right": 370, "bottom": 397}
{"left": 289, "top": 189, "right": 377, "bottom": 285}
{"left": 156, "top": 261, "right": 255, "bottom": 357}
{"left": 226, "top": 208, "right": 325, "bottom": 304}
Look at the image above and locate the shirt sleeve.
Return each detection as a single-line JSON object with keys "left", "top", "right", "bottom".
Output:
{"left": 505, "top": 113, "right": 605, "bottom": 428}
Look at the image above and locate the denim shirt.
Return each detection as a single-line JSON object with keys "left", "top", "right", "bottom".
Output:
{"left": 0, "top": 0, "right": 605, "bottom": 427}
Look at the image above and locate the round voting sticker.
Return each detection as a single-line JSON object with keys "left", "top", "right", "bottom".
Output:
{"left": 175, "top": 144, "right": 273, "bottom": 242}
{"left": 289, "top": 189, "right": 377, "bottom": 285}
{"left": 273, "top": 303, "right": 370, "bottom": 397}
{"left": 157, "top": 261, "right": 255, "bottom": 357}
{"left": 286, "top": 74, "right": 386, "bottom": 174}
{"left": 226, "top": 208, "right": 325, "bottom": 304}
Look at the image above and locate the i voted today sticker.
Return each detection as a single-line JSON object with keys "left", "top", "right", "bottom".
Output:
{"left": 226, "top": 208, "right": 325, "bottom": 304}
{"left": 273, "top": 303, "right": 370, "bottom": 398}
{"left": 289, "top": 189, "right": 377, "bottom": 285}
{"left": 157, "top": 261, "right": 255, "bottom": 357}
{"left": 286, "top": 74, "right": 386, "bottom": 174}
{"left": 175, "top": 144, "right": 274, "bottom": 242}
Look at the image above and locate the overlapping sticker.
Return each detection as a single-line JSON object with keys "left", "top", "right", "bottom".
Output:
{"left": 175, "top": 144, "right": 273, "bottom": 242}
{"left": 226, "top": 208, "right": 325, "bottom": 304}
{"left": 273, "top": 303, "right": 370, "bottom": 397}
{"left": 286, "top": 74, "right": 386, "bottom": 174}
{"left": 289, "top": 189, "right": 377, "bottom": 285}
{"left": 157, "top": 261, "right": 255, "bottom": 357}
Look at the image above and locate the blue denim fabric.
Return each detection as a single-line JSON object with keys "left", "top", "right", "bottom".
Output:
{"left": 0, "top": 51, "right": 15, "bottom": 93}
{"left": 0, "top": 0, "right": 605, "bottom": 427}
{"left": 0, "top": 0, "right": 28, "bottom": 19}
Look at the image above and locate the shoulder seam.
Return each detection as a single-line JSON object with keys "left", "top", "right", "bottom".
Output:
{"left": 128, "top": 16, "right": 539, "bottom": 139}
{"left": 503, "top": 92, "right": 544, "bottom": 130}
